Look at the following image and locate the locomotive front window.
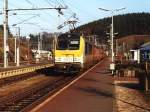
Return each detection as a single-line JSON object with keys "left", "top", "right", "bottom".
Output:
{"left": 57, "top": 39, "right": 68, "bottom": 50}
{"left": 56, "top": 33, "right": 80, "bottom": 50}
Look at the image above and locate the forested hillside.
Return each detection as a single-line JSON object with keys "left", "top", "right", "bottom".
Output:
{"left": 75, "top": 13, "right": 150, "bottom": 40}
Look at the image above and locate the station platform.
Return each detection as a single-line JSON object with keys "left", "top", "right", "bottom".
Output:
{"left": 31, "top": 58, "right": 115, "bottom": 112}
{"left": 0, "top": 61, "right": 53, "bottom": 72}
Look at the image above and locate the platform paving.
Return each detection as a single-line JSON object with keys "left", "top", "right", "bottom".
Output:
{"left": 31, "top": 58, "right": 115, "bottom": 112}
{"left": 31, "top": 58, "right": 150, "bottom": 112}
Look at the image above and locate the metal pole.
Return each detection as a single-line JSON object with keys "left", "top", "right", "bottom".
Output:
{"left": 54, "top": 34, "right": 57, "bottom": 60}
{"left": 40, "top": 33, "right": 42, "bottom": 50}
{"left": 38, "top": 33, "right": 40, "bottom": 56}
{"left": 110, "top": 11, "right": 115, "bottom": 75}
{"left": 16, "top": 44, "right": 19, "bottom": 66}
{"left": 111, "top": 12, "right": 114, "bottom": 63}
{"left": 28, "top": 39, "right": 30, "bottom": 64}
{"left": 116, "top": 39, "right": 118, "bottom": 56}
{"left": 98, "top": 7, "right": 125, "bottom": 75}
{"left": 16, "top": 27, "right": 20, "bottom": 66}
{"left": 3, "top": 0, "right": 8, "bottom": 67}
{"left": 14, "top": 37, "right": 16, "bottom": 63}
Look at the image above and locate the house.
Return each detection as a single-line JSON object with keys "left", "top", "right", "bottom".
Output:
{"left": 130, "top": 41, "right": 150, "bottom": 63}
{"left": 116, "top": 35, "right": 150, "bottom": 61}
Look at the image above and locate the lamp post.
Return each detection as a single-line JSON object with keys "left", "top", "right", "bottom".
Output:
{"left": 13, "top": 27, "right": 20, "bottom": 66}
{"left": 16, "top": 27, "right": 20, "bottom": 66}
{"left": 99, "top": 7, "right": 125, "bottom": 74}
{"left": 12, "top": 24, "right": 21, "bottom": 66}
{"left": 14, "top": 35, "right": 16, "bottom": 64}
{"left": 3, "top": 0, "right": 8, "bottom": 68}
{"left": 26, "top": 36, "right": 30, "bottom": 64}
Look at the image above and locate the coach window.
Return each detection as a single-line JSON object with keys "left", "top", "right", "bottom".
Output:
{"left": 85, "top": 43, "right": 92, "bottom": 54}
{"left": 85, "top": 43, "right": 89, "bottom": 54}
{"left": 89, "top": 44, "right": 92, "bottom": 54}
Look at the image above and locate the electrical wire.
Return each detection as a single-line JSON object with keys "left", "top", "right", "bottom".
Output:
{"left": 11, "top": 15, "right": 40, "bottom": 26}
{"left": 8, "top": 0, "right": 81, "bottom": 34}
{"left": 45, "top": 0, "right": 54, "bottom": 7}
{"left": 63, "top": 0, "right": 96, "bottom": 19}
{"left": 24, "top": 0, "right": 35, "bottom": 7}
{"left": 8, "top": 2, "right": 21, "bottom": 9}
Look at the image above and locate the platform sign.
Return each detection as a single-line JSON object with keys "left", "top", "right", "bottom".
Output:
{"left": 110, "top": 63, "right": 115, "bottom": 70}
{"left": 6, "top": 45, "right": 9, "bottom": 52}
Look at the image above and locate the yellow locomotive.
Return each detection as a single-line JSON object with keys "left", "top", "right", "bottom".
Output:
{"left": 54, "top": 33, "right": 104, "bottom": 73}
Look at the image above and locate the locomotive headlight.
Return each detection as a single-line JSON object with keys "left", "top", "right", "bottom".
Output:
{"left": 74, "top": 57, "right": 80, "bottom": 62}
{"left": 74, "top": 56, "right": 84, "bottom": 63}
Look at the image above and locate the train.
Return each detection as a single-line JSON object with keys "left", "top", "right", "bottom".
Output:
{"left": 54, "top": 33, "right": 105, "bottom": 73}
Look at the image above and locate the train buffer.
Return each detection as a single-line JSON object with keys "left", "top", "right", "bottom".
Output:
{"left": 31, "top": 58, "right": 115, "bottom": 112}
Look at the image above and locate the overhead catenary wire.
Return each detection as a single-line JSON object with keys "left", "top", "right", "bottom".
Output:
{"left": 6, "top": 0, "right": 78, "bottom": 35}
{"left": 45, "top": 0, "right": 80, "bottom": 31}
{"left": 45, "top": 0, "right": 55, "bottom": 7}
{"left": 48, "top": 0, "right": 60, "bottom": 6}
{"left": 9, "top": 0, "right": 65, "bottom": 33}
{"left": 12, "top": 15, "right": 40, "bottom": 26}
{"left": 24, "top": 0, "right": 35, "bottom": 7}
{"left": 63, "top": 0, "right": 96, "bottom": 20}
{"left": 8, "top": 2, "right": 21, "bottom": 9}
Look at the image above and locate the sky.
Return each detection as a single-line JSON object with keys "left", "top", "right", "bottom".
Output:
{"left": 0, "top": 0, "right": 150, "bottom": 36}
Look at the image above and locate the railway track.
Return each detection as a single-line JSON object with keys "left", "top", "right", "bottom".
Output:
{"left": 0, "top": 72, "right": 41, "bottom": 87}
{"left": 0, "top": 69, "right": 79, "bottom": 112}
{"left": 0, "top": 64, "right": 53, "bottom": 88}
{"left": 0, "top": 60, "right": 98, "bottom": 112}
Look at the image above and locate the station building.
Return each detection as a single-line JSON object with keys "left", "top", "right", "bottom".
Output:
{"left": 115, "top": 35, "right": 150, "bottom": 62}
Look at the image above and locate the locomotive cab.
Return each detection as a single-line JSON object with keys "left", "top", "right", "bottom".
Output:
{"left": 54, "top": 33, "right": 84, "bottom": 73}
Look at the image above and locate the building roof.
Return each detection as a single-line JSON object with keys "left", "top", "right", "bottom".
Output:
{"left": 140, "top": 45, "right": 150, "bottom": 51}
{"left": 140, "top": 41, "right": 150, "bottom": 47}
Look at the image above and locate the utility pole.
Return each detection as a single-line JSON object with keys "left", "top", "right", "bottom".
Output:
{"left": 38, "top": 33, "right": 41, "bottom": 58}
{"left": 16, "top": 27, "right": 20, "bottom": 66}
{"left": 116, "top": 39, "right": 118, "bottom": 56}
{"left": 40, "top": 33, "right": 42, "bottom": 50}
{"left": 26, "top": 36, "right": 30, "bottom": 64}
{"left": 111, "top": 13, "right": 114, "bottom": 65}
{"left": 3, "top": 0, "right": 8, "bottom": 67}
{"left": 3, "top": 1, "right": 66, "bottom": 67}
{"left": 14, "top": 36, "right": 16, "bottom": 63}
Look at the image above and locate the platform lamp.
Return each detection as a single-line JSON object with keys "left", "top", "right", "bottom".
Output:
{"left": 12, "top": 25, "right": 21, "bottom": 66}
{"left": 26, "top": 36, "right": 31, "bottom": 64}
{"left": 99, "top": 7, "right": 126, "bottom": 75}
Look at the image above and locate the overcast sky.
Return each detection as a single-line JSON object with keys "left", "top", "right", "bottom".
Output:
{"left": 0, "top": 0, "right": 150, "bottom": 36}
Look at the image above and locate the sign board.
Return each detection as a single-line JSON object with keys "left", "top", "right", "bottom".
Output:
{"left": 110, "top": 63, "right": 115, "bottom": 70}
{"left": 6, "top": 45, "right": 9, "bottom": 52}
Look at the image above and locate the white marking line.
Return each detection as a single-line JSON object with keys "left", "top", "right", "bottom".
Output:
{"left": 30, "top": 60, "right": 104, "bottom": 112}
